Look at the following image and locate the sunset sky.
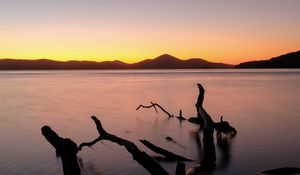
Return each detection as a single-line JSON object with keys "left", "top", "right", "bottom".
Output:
{"left": 0, "top": 0, "right": 299, "bottom": 64}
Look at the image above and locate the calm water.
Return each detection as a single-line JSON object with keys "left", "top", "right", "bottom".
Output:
{"left": 0, "top": 69, "right": 299, "bottom": 175}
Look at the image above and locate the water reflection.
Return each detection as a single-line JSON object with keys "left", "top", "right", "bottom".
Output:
{"left": 79, "top": 158, "right": 104, "bottom": 175}
{"left": 189, "top": 129, "right": 202, "bottom": 161}
{"left": 188, "top": 130, "right": 235, "bottom": 174}
{"left": 0, "top": 69, "right": 300, "bottom": 174}
{"left": 216, "top": 134, "right": 234, "bottom": 169}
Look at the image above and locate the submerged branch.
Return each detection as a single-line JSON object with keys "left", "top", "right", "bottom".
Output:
{"left": 79, "top": 116, "right": 169, "bottom": 175}
{"left": 140, "top": 140, "right": 193, "bottom": 161}
{"left": 136, "top": 102, "right": 173, "bottom": 118}
{"left": 214, "top": 116, "right": 237, "bottom": 136}
{"left": 78, "top": 137, "right": 101, "bottom": 150}
{"left": 176, "top": 110, "right": 187, "bottom": 121}
{"left": 188, "top": 83, "right": 216, "bottom": 173}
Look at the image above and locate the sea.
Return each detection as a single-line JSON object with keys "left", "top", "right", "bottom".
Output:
{"left": 0, "top": 69, "right": 299, "bottom": 175}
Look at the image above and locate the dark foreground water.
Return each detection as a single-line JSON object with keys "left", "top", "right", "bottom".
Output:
{"left": 0, "top": 69, "right": 299, "bottom": 175}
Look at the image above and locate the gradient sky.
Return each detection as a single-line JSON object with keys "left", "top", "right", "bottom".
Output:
{"left": 0, "top": 0, "right": 299, "bottom": 64}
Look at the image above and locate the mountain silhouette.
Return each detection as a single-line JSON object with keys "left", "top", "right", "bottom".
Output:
{"left": 131, "top": 54, "right": 231, "bottom": 69}
{"left": 0, "top": 59, "right": 129, "bottom": 70}
{"left": 1, "top": 51, "right": 299, "bottom": 70}
{"left": 235, "top": 51, "right": 300, "bottom": 68}
{"left": 0, "top": 54, "right": 232, "bottom": 70}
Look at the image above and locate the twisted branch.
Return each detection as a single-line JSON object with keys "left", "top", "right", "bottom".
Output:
{"left": 79, "top": 116, "right": 169, "bottom": 175}
{"left": 136, "top": 102, "right": 173, "bottom": 118}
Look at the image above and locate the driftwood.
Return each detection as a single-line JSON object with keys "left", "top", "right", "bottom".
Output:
{"left": 187, "top": 84, "right": 216, "bottom": 174}
{"left": 188, "top": 83, "right": 238, "bottom": 174}
{"left": 41, "top": 126, "right": 81, "bottom": 175}
{"left": 188, "top": 87, "right": 204, "bottom": 126}
{"left": 165, "top": 136, "right": 186, "bottom": 149}
{"left": 137, "top": 102, "right": 189, "bottom": 123}
{"left": 196, "top": 83, "right": 216, "bottom": 170}
{"left": 214, "top": 116, "right": 237, "bottom": 136}
{"left": 40, "top": 83, "right": 238, "bottom": 175}
{"left": 79, "top": 116, "right": 169, "bottom": 175}
{"left": 140, "top": 140, "right": 192, "bottom": 161}
{"left": 192, "top": 83, "right": 205, "bottom": 127}
{"left": 188, "top": 117, "right": 203, "bottom": 125}
{"left": 136, "top": 101, "right": 173, "bottom": 118}
{"left": 192, "top": 83, "right": 237, "bottom": 135}
{"left": 176, "top": 110, "right": 187, "bottom": 121}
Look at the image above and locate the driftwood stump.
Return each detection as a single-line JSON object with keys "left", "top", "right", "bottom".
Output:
{"left": 196, "top": 83, "right": 216, "bottom": 170}
{"left": 41, "top": 126, "right": 81, "bottom": 175}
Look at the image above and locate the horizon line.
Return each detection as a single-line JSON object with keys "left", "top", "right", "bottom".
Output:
{"left": 0, "top": 50, "right": 298, "bottom": 65}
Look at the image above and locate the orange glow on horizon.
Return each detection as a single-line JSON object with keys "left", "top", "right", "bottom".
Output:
{"left": 1, "top": 24, "right": 299, "bottom": 65}
{"left": 1, "top": 1, "right": 299, "bottom": 65}
{"left": 0, "top": 48, "right": 299, "bottom": 65}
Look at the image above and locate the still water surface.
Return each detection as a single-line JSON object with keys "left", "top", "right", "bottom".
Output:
{"left": 0, "top": 69, "right": 299, "bottom": 175}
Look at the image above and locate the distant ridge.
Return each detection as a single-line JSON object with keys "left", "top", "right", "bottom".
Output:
{"left": 0, "top": 54, "right": 232, "bottom": 70}
{"left": 1, "top": 51, "right": 299, "bottom": 70}
{"left": 131, "top": 54, "right": 231, "bottom": 69}
{"left": 235, "top": 51, "right": 300, "bottom": 68}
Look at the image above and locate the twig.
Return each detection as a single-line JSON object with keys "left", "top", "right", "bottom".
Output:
{"left": 136, "top": 101, "right": 173, "bottom": 118}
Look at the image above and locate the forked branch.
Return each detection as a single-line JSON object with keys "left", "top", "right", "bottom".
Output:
{"left": 79, "top": 116, "right": 169, "bottom": 175}
{"left": 136, "top": 102, "right": 173, "bottom": 118}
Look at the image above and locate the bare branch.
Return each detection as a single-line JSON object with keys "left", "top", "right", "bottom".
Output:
{"left": 140, "top": 140, "right": 193, "bottom": 161}
{"left": 136, "top": 102, "right": 173, "bottom": 118}
{"left": 136, "top": 104, "right": 158, "bottom": 113}
{"left": 79, "top": 116, "right": 169, "bottom": 175}
{"left": 78, "top": 137, "right": 101, "bottom": 151}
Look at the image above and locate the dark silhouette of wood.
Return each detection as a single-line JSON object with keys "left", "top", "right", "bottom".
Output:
{"left": 193, "top": 83, "right": 237, "bottom": 171}
{"left": 41, "top": 126, "right": 81, "bottom": 175}
{"left": 137, "top": 102, "right": 188, "bottom": 123}
{"left": 140, "top": 140, "right": 192, "bottom": 161}
{"left": 79, "top": 116, "right": 169, "bottom": 175}
{"left": 193, "top": 84, "right": 237, "bottom": 135}
{"left": 176, "top": 161, "right": 186, "bottom": 175}
{"left": 188, "top": 117, "right": 203, "bottom": 125}
{"left": 165, "top": 136, "right": 186, "bottom": 149}
{"left": 214, "top": 116, "right": 237, "bottom": 136}
{"left": 194, "top": 83, "right": 217, "bottom": 171}
{"left": 176, "top": 110, "right": 187, "bottom": 121}
{"left": 262, "top": 167, "right": 300, "bottom": 174}
{"left": 188, "top": 84, "right": 205, "bottom": 127}
{"left": 136, "top": 102, "right": 173, "bottom": 118}
{"left": 39, "top": 83, "right": 238, "bottom": 175}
